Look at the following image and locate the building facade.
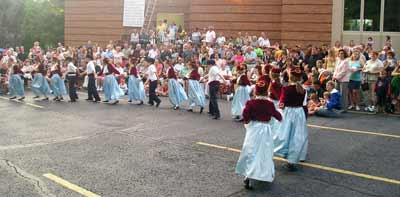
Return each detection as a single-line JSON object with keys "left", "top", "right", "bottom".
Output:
{"left": 65, "top": 0, "right": 399, "bottom": 51}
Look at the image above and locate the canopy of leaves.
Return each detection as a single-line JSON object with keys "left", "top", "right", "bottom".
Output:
{"left": 0, "top": 0, "right": 64, "bottom": 49}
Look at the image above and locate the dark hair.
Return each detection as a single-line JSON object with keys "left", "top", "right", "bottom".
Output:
{"left": 86, "top": 55, "right": 93, "bottom": 60}
{"left": 338, "top": 49, "right": 348, "bottom": 58}
{"left": 65, "top": 57, "right": 73, "bottom": 62}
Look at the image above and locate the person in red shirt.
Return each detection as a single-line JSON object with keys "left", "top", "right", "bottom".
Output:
{"left": 274, "top": 66, "right": 308, "bottom": 171}
{"left": 185, "top": 62, "right": 205, "bottom": 113}
{"left": 235, "top": 80, "right": 282, "bottom": 189}
{"left": 99, "top": 58, "right": 124, "bottom": 104}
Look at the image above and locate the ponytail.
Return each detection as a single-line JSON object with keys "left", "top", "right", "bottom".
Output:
{"left": 296, "top": 82, "right": 305, "bottom": 94}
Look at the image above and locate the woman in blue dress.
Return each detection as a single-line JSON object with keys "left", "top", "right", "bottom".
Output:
{"left": 274, "top": 66, "right": 308, "bottom": 171}
{"left": 127, "top": 58, "right": 146, "bottom": 105}
{"left": 186, "top": 62, "right": 205, "bottom": 113}
{"left": 8, "top": 60, "right": 25, "bottom": 101}
{"left": 50, "top": 59, "right": 67, "bottom": 101}
{"left": 167, "top": 62, "right": 188, "bottom": 110}
{"left": 236, "top": 80, "right": 282, "bottom": 189}
{"left": 231, "top": 64, "right": 251, "bottom": 121}
{"left": 99, "top": 58, "right": 124, "bottom": 105}
{"left": 31, "top": 58, "right": 51, "bottom": 101}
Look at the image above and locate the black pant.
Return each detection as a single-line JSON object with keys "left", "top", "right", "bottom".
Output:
{"left": 87, "top": 75, "right": 100, "bottom": 101}
{"left": 149, "top": 80, "right": 160, "bottom": 105}
{"left": 67, "top": 75, "right": 78, "bottom": 101}
{"left": 209, "top": 83, "right": 220, "bottom": 117}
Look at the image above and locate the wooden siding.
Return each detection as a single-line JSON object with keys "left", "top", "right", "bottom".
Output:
{"left": 65, "top": 0, "right": 333, "bottom": 47}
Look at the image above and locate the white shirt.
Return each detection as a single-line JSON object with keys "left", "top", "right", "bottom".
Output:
{"left": 208, "top": 65, "right": 221, "bottom": 83}
{"left": 147, "top": 64, "right": 157, "bottom": 81}
{"left": 206, "top": 31, "right": 216, "bottom": 43}
{"left": 216, "top": 36, "right": 226, "bottom": 45}
{"left": 67, "top": 62, "right": 77, "bottom": 73}
{"left": 131, "top": 33, "right": 139, "bottom": 42}
{"left": 86, "top": 61, "right": 96, "bottom": 74}
{"left": 174, "top": 63, "right": 184, "bottom": 72}
{"left": 148, "top": 49, "right": 158, "bottom": 59}
{"left": 365, "top": 59, "right": 384, "bottom": 74}
{"left": 258, "top": 37, "right": 271, "bottom": 47}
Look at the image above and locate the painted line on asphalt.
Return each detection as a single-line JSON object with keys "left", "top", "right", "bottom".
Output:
{"left": 196, "top": 142, "right": 400, "bottom": 185}
{"left": 0, "top": 96, "right": 44, "bottom": 109}
{"left": 43, "top": 173, "right": 101, "bottom": 197}
{"left": 348, "top": 110, "right": 400, "bottom": 117}
{"left": 307, "top": 124, "right": 400, "bottom": 139}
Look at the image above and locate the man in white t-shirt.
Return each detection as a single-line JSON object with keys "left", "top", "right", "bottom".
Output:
{"left": 131, "top": 30, "right": 139, "bottom": 46}
{"left": 144, "top": 58, "right": 161, "bottom": 107}
{"left": 148, "top": 44, "right": 159, "bottom": 59}
{"left": 82, "top": 56, "right": 101, "bottom": 102}
{"left": 258, "top": 32, "right": 271, "bottom": 48}
{"left": 216, "top": 33, "right": 226, "bottom": 46}
{"left": 205, "top": 27, "right": 216, "bottom": 46}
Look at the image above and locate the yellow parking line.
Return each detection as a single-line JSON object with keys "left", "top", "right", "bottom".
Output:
{"left": 0, "top": 96, "right": 44, "bottom": 109}
{"left": 196, "top": 142, "right": 400, "bottom": 185}
{"left": 43, "top": 173, "right": 101, "bottom": 197}
{"left": 307, "top": 124, "right": 400, "bottom": 139}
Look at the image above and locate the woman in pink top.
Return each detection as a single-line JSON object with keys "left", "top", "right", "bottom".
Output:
{"left": 333, "top": 49, "right": 352, "bottom": 110}
{"left": 231, "top": 49, "right": 244, "bottom": 64}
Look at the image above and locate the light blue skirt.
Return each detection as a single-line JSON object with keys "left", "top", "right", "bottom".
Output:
{"left": 103, "top": 75, "right": 124, "bottom": 101}
{"left": 270, "top": 100, "right": 281, "bottom": 141}
{"left": 31, "top": 73, "right": 50, "bottom": 96}
{"left": 8, "top": 74, "right": 24, "bottom": 97}
{"left": 168, "top": 78, "right": 188, "bottom": 106}
{"left": 274, "top": 107, "right": 308, "bottom": 164}
{"left": 188, "top": 80, "right": 205, "bottom": 107}
{"left": 50, "top": 74, "right": 67, "bottom": 97}
{"left": 236, "top": 121, "right": 275, "bottom": 182}
{"left": 231, "top": 86, "right": 251, "bottom": 117}
{"left": 128, "top": 75, "right": 146, "bottom": 101}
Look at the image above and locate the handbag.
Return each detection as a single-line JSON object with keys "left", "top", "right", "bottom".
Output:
{"left": 361, "top": 81, "right": 369, "bottom": 91}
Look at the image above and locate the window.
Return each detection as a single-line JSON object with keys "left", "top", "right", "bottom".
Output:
{"left": 384, "top": 0, "right": 400, "bottom": 32}
{"left": 343, "top": 0, "right": 361, "bottom": 31}
{"left": 363, "top": 0, "right": 381, "bottom": 31}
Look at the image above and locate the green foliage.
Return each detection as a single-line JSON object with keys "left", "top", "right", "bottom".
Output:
{"left": 22, "top": 0, "right": 64, "bottom": 50}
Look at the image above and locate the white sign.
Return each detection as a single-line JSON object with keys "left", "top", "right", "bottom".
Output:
{"left": 123, "top": 0, "right": 145, "bottom": 27}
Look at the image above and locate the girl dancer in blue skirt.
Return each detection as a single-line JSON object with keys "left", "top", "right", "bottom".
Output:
{"left": 274, "top": 66, "right": 308, "bottom": 171}
{"left": 269, "top": 67, "right": 283, "bottom": 141}
{"left": 231, "top": 64, "right": 251, "bottom": 121}
{"left": 8, "top": 59, "right": 25, "bottom": 101}
{"left": 31, "top": 57, "right": 50, "bottom": 101}
{"left": 186, "top": 62, "right": 205, "bottom": 113}
{"left": 127, "top": 58, "right": 146, "bottom": 105}
{"left": 99, "top": 58, "right": 124, "bottom": 104}
{"left": 167, "top": 62, "right": 188, "bottom": 110}
{"left": 236, "top": 80, "right": 282, "bottom": 189}
{"left": 50, "top": 58, "right": 67, "bottom": 101}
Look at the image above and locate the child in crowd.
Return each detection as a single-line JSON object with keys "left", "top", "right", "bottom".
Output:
{"left": 375, "top": 71, "right": 391, "bottom": 113}
{"left": 307, "top": 93, "right": 320, "bottom": 116}
{"left": 314, "top": 81, "right": 341, "bottom": 117}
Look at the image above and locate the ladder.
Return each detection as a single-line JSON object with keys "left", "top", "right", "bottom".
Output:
{"left": 142, "top": 0, "right": 157, "bottom": 33}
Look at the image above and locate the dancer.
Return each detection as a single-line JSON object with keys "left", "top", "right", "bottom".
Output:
{"left": 65, "top": 57, "right": 79, "bottom": 102}
{"left": 31, "top": 57, "right": 50, "bottom": 101}
{"left": 231, "top": 64, "right": 251, "bottom": 121}
{"left": 204, "top": 60, "right": 227, "bottom": 120}
{"left": 167, "top": 60, "right": 188, "bottom": 110}
{"left": 127, "top": 58, "right": 146, "bottom": 105}
{"left": 81, "top": 56, "right": 101, "bottom": 103}
{"left": 99, "top": 58, "right": 124, "bottom": 104}
{"left": 186, "top": 62, "right": 205, "bottom": 113}
{"left": 274, "top": 66, "right": 308, "bottom": 171}
{"left": 8, "top": 59, "right": 25, "bottom": 100}
{"left": 144, "top": 57, "right": 161, "bottom": 107}
{"left": 236, "top": 80, "right": 282, "bottom": 189}
{"left": 269, "top": 67, "right": 283, "bottom": 137}
{"left": 49, "top": 57, "right": 67, "bottom": 101}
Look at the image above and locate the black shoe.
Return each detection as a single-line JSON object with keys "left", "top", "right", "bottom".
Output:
{"left": 53, "top": 97, "right": 59, "bottom": 101}
{"left": 128, "top": 100, "right": 132, "bottom": 103}
{"left": 18, "top": 97, "right": 25, "bottom": 101}
{"left": 93, "top": 100, "right": 100, "bottom": 103}
{"left": 86, "top": 99, "right": 93, "bottom": 102}
{"left": 243, "top": 178, "right": 252, "bottom": 190}
{"left": 137, "top": 101, "right": 144, "bottom": 105}
{"left": 187, "top": 109, "right": 194, "bottom": 112}
{"left": 148, "top": 102, "right": 154, "bottom": 106}
{"left": 42, "top": 97, "right": 49, "bottom": 101}
{"left": 284, "top": 163, "right": 298, "bottom": 172}
{"left": 33, "top": 96, "right": 40, "bottom": 99}
{"left": 9, "top": 96, "right": 17, "bottom": 100}
{"left": 112, "top": 100, "right": 119, "bottom": 105}
{"left": 68, "top": 100, "right": 76, "bottom": 103}
{"left": 174, "top": 106, "right": 179, "bottom": 110}
{"left": 60, "top": 97, "right": 64, "bottom": 101}
{"left": 200, "top": 107, "right": 204, "bottom": 114}
{"left": 213, "top": 116, "right": 221, "bottom": 120}
{"left": 156, "top": 101, "right": 161, "bottom": 107}
{"left": 102, "top": 100, "right": 109, "bottom": 103}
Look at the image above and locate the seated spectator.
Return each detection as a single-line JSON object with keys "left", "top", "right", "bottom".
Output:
{"left": 315, "top": 81, "right": 342, "bottom": 117}
{"left": 308, "top": 93, "right": 321, "bottom": 116}
{"left": 309, "top": 80, "right": 324, "bottom": 98}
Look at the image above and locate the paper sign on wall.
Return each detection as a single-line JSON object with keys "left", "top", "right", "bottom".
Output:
{"left": 123, "top": 0, "right": 145, "bottom": 27}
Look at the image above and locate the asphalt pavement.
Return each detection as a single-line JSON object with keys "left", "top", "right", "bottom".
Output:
{"left": 0, "top": 90, "right": 399, "bottom": 197}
